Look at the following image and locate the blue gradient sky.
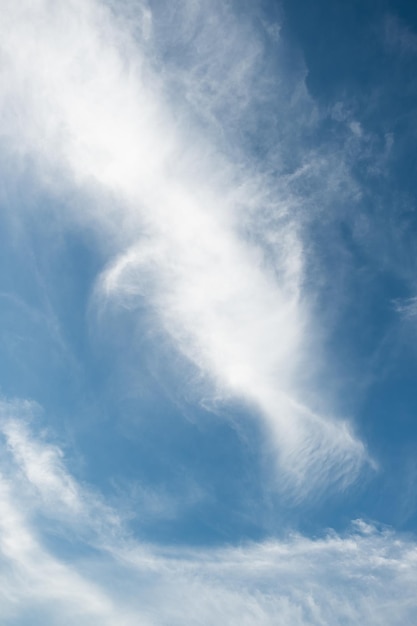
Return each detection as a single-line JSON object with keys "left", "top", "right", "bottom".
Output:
{"left": 1, "top": 0, "right": 417, "bottom": 623}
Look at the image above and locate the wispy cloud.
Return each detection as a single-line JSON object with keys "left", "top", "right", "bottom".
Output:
{"left": 0, "top": 402, "right": 414, "bottom": 625}
{"left": 0, "top": 0, "right": 368, "bottom": 493}
{"left": 384, "top": 14, "right": 417, "bottom": 55}
{"left": 394, "top": 296, "right": 417, "bottom": 320}
{"left": 0, "top": 402, "right": 145, "bottom": 625}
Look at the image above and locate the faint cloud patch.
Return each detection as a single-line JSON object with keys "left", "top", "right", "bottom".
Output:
{"left": 393, "top": 296, "right": 417, "bottom": 320}
{"left": 384, "top": 14, "right": 417, "bottom": 55}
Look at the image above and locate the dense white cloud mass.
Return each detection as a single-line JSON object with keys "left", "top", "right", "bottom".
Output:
{"left": 0, "top": 0, "right": 367, "bottom": 492}
{"left": 0, "top": 403, "right": 414, "bottom": 626}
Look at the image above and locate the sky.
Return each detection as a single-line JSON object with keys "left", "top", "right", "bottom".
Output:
{"left": 1, "top": 0, "right": 417, "bottom": 623}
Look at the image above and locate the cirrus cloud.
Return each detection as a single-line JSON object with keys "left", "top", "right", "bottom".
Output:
{"left": 0, "top": 401, "right": 413, "bottom": 626}
{"left": 0, "top": 0, "right": 370, "bottom": 494}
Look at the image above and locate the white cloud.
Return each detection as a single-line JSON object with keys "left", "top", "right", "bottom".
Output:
{"left": 0, "top": 404, "right": 414, "bottom": 626}
{"left": 0, "top": 404, "right": 147, "bottom": 625}
{"left": 0, "top": 0, "right": 368, "bottom": 493}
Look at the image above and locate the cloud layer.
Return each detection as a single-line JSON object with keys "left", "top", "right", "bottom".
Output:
{"left": 0, "top": 401, "right": 414, "bottom": 625}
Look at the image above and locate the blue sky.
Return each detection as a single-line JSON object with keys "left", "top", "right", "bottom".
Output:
{"left": 1, "top": 0, "right": 417, "bottom": 623}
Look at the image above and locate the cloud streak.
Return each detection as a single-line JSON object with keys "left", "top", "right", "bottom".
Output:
{"left": 0, "top": 402, "right": 414, "bottom": 625}
{"left": 0, "top": 0, "right": 367, "bottom": 492}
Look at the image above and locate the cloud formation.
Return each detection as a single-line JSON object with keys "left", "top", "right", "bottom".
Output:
{"left": 0, "top": 0, "right": 367, "bottom": 492}
{"left": 0, "top": 401, "right": 414, "bottom": 625}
